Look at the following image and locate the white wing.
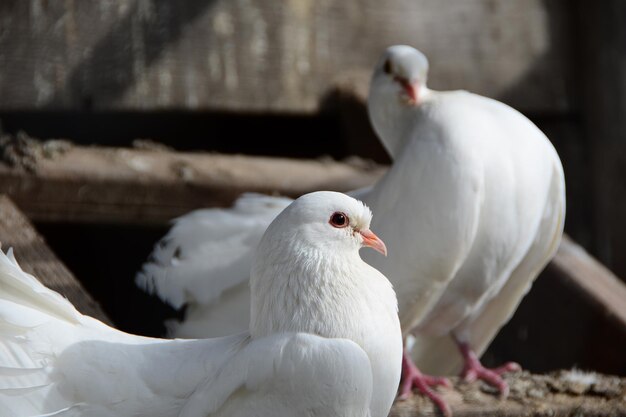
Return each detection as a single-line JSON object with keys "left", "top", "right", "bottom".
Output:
{"left": 136, "top": 193, "right": 291, "bottom": 335}
{"left": 193, "top": 333, "right": 374, "bottom": 417}
{"left": 0, "top": 246, "right": 240, "bottom": 416}
{"left": 0, "top": 248, "right": 374, "bottom": 417}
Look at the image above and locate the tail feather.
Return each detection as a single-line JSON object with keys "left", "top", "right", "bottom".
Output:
{"left": 0, "top": 247, "right": 209, "bottom": 416}
{"left": 0, "top": 248, "right": 80, "bottom": 325}
{"left": 136, "top": 193, "right": 291, "bottom": 312}
{"left": 0, "top": 247, "right": 85, "bottom": 415}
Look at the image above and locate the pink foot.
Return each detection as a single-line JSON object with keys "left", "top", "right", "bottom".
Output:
{"left": 398, "top": 351, "right": 452, "bottom": 417}
{"left": 458, "top": 343, "right": 521, "bottom": 398}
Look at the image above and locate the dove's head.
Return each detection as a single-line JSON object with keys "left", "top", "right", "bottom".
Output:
{"left": 370, "top": 45, "right": 429, "bottom": 107}
{"left": 250, "top": 191, "right": 388, "bottom": 337}
{"left": 368, "top": 45, "right": 430, "bottom": 157}
{"left": 259, "top": 191, "right": 386, "bottom": 259}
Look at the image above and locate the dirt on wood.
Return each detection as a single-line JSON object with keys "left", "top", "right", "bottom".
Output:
{"left": 0, "top": 139, "right": 386, "bottom": 224}
{"left": 391, "top": 370, "right": 626, "bottom": 417}
{"left": 0, "top": 131, "right": 72, "bottom": 172}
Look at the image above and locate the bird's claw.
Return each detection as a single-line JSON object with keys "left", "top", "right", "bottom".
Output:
{"left": 399, "top": 352, "right": 452, "bottom": 416}
{"left": 421, "top": 374, "right": 453, "bottom": 389}
{"left": 461, "top": 360, "right": 521, "bottom": 399}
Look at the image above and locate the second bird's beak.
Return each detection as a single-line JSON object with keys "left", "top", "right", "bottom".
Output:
{"left": 395, "top": 76, "right": 420, "bottom": 104}
{"left": 359, "top": 229, "right": 388, "bottom": 256}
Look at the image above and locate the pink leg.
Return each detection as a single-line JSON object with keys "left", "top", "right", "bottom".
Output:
{"left": 456, "top": 341, "right": 521, "bottom": 398}
{"left": 398, "top": 350, "right": 452, "bottom": 417}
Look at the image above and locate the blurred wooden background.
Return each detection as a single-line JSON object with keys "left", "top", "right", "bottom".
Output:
{"left": 1, "top": 0, "right": 571, "bottom": 112}
{"left": 0, "top": 0, "right": 624, "bottom": 376}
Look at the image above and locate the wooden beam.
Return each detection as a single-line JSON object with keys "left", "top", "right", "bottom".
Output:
{"left": 548, "top": 235, "right": 626, "bottom": 331}
{"left": 0, "top": 195, "right": 111, "bottom": 323}
{"left": 390, "top": 371, "right": 626, "bottom": 416}
{"left": 0, "top": 142, "right": 386, "bottom": 225}
{"left": 0, "top": 0, "right": 571, "bottom": 114}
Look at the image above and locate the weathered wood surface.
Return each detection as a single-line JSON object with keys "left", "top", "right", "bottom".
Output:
{"left": 0, "top": 140, "right": 386, "bottom": 224}
{"left": 389, "top": 371, "right": 626, "bottom": 417}
{"left": 549, "top": 235, "right": 626, "bottom": 331}
{"left": 0, "top": 0, "right": 572, "bottom": 113}
{"left": 0, "top": 195, "right": 111, "bottom": 323}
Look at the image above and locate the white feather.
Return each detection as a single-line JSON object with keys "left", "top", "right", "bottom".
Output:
{"left": 137, "top": 193, "right": 292, "bottom": 311}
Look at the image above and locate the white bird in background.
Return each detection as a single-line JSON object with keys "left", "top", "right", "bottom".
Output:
{"left": 137, "top": 46, "right": 565, "bottom": 415}
{"left": 0, "top": 191, "right": 402, "bottom": 417}
{"left": 364, "top": 45, "right": 565, "bottom": 412}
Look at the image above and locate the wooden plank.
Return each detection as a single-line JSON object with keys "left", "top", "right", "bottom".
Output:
{"left": 548, "top": 235, "right": 626, "bottom": 331}
{"left": 0, "top": 195, "right": 111, "bottom": 323}
{"left": 0, "top": 141, "right": 386, "bottom": 225}
{"left": 0, "top": 0, "right": 572, "bottom": 113}
{"left": 390, "top": 371, "right": 626, "bottom": 416}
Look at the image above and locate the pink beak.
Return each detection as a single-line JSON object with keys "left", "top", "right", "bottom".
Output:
{"left": 395, "top": 76, "right": 420, "bottom": 103}
{"left": 359, "top": 229, "right": 388, "bottom": 256}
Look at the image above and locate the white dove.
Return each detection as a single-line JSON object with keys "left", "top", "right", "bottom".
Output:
{"left": 137, "top": 46, "right": 565, "bottom": 414}
{"left": 0, "top": 191, "right": 402, "bottom": 417}
{"left": 363, "top": 45, "right": 565, "bottom": 412}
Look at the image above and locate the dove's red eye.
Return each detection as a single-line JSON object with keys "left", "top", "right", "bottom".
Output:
{"left": 329, "top": 212, "right": 349, "bottom": 228}
{"left": 383, "top": 59, "right": 392, "bottom": 74}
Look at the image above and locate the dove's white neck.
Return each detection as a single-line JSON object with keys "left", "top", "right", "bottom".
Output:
{"left": 250, "top": 242, "right": 377, "bottom": 339}
{"left": 368, "top": 86, "right": 433, "bottom": 158}
{"left": 248, "top": 231, "right": 400, "bottom": 344}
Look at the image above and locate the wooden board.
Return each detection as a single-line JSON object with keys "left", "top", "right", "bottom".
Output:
{"left": 0, "top": 0, "right": 572, "bottom": 113}
{"left": 549, "top": 235, "right": 626, "bottom": 331}
{"left": 0, "top": 142, "right": 386, "bottom": 224}
{"left": 0, "top": 195, "right": 111, "bottom": 323}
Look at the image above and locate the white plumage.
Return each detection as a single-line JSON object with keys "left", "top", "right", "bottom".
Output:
{"left": 137, "top": 46, "right": 565, "bottom": 397}
{"left": 0, "top": 191, "right": 401, "bottom": 417}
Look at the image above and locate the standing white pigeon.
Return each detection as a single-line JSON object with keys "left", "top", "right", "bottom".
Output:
{"left": 0, "top": 191, "right": 402, "bottom": 417}
{"left": 362, "top": 45, "right": 565, "bottom": 413}
{"left": 137, "top": 46, "right": 565, "bottom": 414}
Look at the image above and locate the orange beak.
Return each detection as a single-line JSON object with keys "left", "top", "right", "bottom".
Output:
{"left": 395, "top": 76, "right": 419, "bottom": 104}
{"left": 359, "top": 229, "right": 388, "bottom": 256}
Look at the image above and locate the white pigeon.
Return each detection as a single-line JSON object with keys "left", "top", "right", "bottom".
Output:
{"left": 137, "top": 46, "right": 565, "bottom": 413}
{"left": 363, "top": 45, "right": 565, "bottom": 411}
{"left": 0, "top": 191, "right": 402, "bottom": 417}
